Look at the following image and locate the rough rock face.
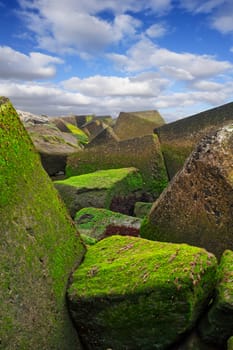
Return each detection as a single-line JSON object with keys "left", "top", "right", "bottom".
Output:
{"left": 0, "top": 97, "right": 85, "bottom": 349}
{"left": 199, "top": 250, "right": 233, "bottom": 346}
{"left": 21, "top": 120, "right": 82, "bottom": 176}
{"left": 67, "top": 134, "right": 168, "bottom": 199}
{"left": 74, "top": 207, "right": 141, "bottom": 243}
{"left": 113, "top": 110, "right": 165, "bottom": 140}
{"left": 55, "top": 167, "right": 144, "bottom": 217}
{"left": 86, "top": 126, "right": 120, "bottom": 147}
{"left": 68, "top": 235, "right": 217, "bottom": 350}
{"left": 141, "top": 124, "right": 233, "bottom": 258}
{"left": 156, "top": 102, "right": 233, "bottom": 179}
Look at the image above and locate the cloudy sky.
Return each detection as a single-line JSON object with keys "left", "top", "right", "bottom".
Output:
{"left": 0, "top": 0, "right": 233, "bottom": 121}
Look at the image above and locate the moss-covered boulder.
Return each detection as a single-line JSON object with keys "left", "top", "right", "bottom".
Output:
{"left": 228, "top": 337, "right": 233, "bottom": 350}
{"left": 199, "top": 250, "right": 233, "bottom": 346}
{"left": 141, "top": 124, "right": 233, "bottom": 258}
{"left": 134, "top": 201, "right": 153, "bottom": 218}
{"left": 68, "top": 235, "right": 217, "bottom": 350}
{"left": 67, "top": 134, "right": 168, "bottom": 199}
{"left": 75, "top": 207, "right": 141, "bottom": 242}
{"left": 0, "top": 97, "right": 85, "bottom": 349}
{"left": 113, "top": 110, "right": 165, "bottom": 140}
{"left": 86, "top": 126, "right": 120, "bottom": 147}
{"left": 24, "top": 122, "right": 81, "bottom": 176}
{"left": 156, "top": 102, "right": 233, "bottom": 180}
{"left": 55, "top": 167, "right": 144, "bottom": 218}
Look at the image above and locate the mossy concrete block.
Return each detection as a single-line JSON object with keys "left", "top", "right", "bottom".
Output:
{"left": 68, "top": 235, "right": 217, "bottom": 350}
{"left": 113, "top": 110, "right": 165, "bottom": 140}
{"left": 24, "top": 122, "right": 81, "bottom": 176}
{"left": 67, "top": 134, "right": 168, "bottom": 199}
{"left": 0, "top": 97, "right": 85, "bottom": 349}
{"left": 86, "top": 126, "right": 120, "bottom": 147}
{"left": 141, "top": 124, "right": 233, "bottom": 258}
{"left": 55, "top": 167, "right": 144, "bottom": 218}
{"left": 228, "top": 337, "right": 233, "bottom": 350}
{"left": 199, "top": 250, "right": 233, "bottom": 346}
{"left": 156, "top": 102, "right": 233, "bottom": 180}
{"left": 75, "top": 207, "right": 141, "bottom": 242}
{"left": 134, "top": 201, "right": 153, "bottom": 218}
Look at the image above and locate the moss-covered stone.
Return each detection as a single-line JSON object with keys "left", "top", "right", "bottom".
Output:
{"left": 156, "top": 102, "right": 233, "bottom": 180}
{"left": 0, "top": 97, "right": 85, "bottom": 349}
{"left": 141, "top": 124, "right": 233, "bottom": 258}
{"left": 65, "top": 122, "right": 89, "bottom": 145}
{"left": 66, "top": 134, "right": 168, "bottom": 199}
{"left": 24, "top": 122, "right": 81, "bottom": 176}
{"left": 113, "top": 110, "right": 165, "bottom": 140}
{"left": 75, "top": 207, "right": 141, "bottom": 241}
{"left": 134, "top": 201, "right": 153, "bottom": 218}
{"left": 199, "top": 250, "right": 233, "bottom": 346}
{"left": 228, "top": 337, "right": 233, "bottom": 350}
{"left": 55, "top": 167, "right": 144, "bottom": 217}
{"left": 68, "top": 235, "right": 217, "bottom": 350}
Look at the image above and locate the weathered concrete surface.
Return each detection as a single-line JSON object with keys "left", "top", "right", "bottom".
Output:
{"left": 141, "top": 124, "right": 233, "bottom": 259}
{"left": 67, "top": 134, "right": 168, "bottom": 199}
{"left": 113, "top": 110, "right": 165, "bottom": 140}
{"left": 0, "top": 97, "right": 85, "bottom": 349}
{"left": 156, "top": 102, "right": 233, "bottom": 179}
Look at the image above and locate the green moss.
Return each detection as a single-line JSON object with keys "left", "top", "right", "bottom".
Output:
{"left": 0, "top": 98, "right": 85, "bottom": 349}
{"left": 75, "top": 207, "right": 141, "bottom": 240}
{"left": 80, "top": 233, "right": 97, "bottom": 246}
{"left": 66, "top": 122, "right": 89, "bottom": 145}
{"left": 68, "top": 235, "right": 217, "bottom": 349}
{"left": 66, "top": 134, "right": 168, "bottom": 199}
{"left": 199, "top": 250, "right": 233, "bottom": 346}
{"left": 55, "top": 168, "right": 144, "bottom": 216}
{"left": 56, "top": 168, "right": 141, "bottom": 190}
{"left": 228, "top": 337, "right": 233, "bottom": 350}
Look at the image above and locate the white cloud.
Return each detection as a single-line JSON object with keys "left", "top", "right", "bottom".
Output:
{"left": 0, "top": 46, "right": 63, "bottom": 80}
{"left": 109, "top": 38, "right": 232, "bottom": 80}
{"left": 62, "top": 73, "right": 169, "bottom": 97}
{"left": 179, "top": 0, "right": 225, "bottom": 14}
{"left": 146, "top": 23, "right": 168, "bottom": 38}
{"left": 211, "top": 13, "right": 233, "bottom": 33}
{"left": 17, "top": 0, "right": 172, "bottom": 55}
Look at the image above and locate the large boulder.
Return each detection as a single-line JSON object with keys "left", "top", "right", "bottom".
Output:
{"left": 156, "top": 102, "right": 233, "bottom": 179}
{"left": 23, "top": 122, "right": 81, "bottom": 176}
{"left": 199, "top": 250, "right": 233, "bottom": 346}
{"left": 113, "top": 110, "right": 165, "bottom": 140}
{"left": 75, "top": 207, "right": 141, "bottom": 243}
{"left": 55, "top": 167, "right": 144, "bottom": 217}
{"left": 0, "top": 97, "right": 86, "bottom": 349}
{"left": 141, "top": 124, "right": 233, "bottom": 258}
{"left": 67, "top": 134, "right": 168, "bottom": 199}
{"left": 68, "top": 235, "right": 217, "bottom": 350}
{"left": 86, "top": 126, "right": 120, "bottom": 147}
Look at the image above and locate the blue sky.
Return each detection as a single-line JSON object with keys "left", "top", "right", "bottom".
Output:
{"left": 0, "top": 0, "right": 233, "bottom": 121}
